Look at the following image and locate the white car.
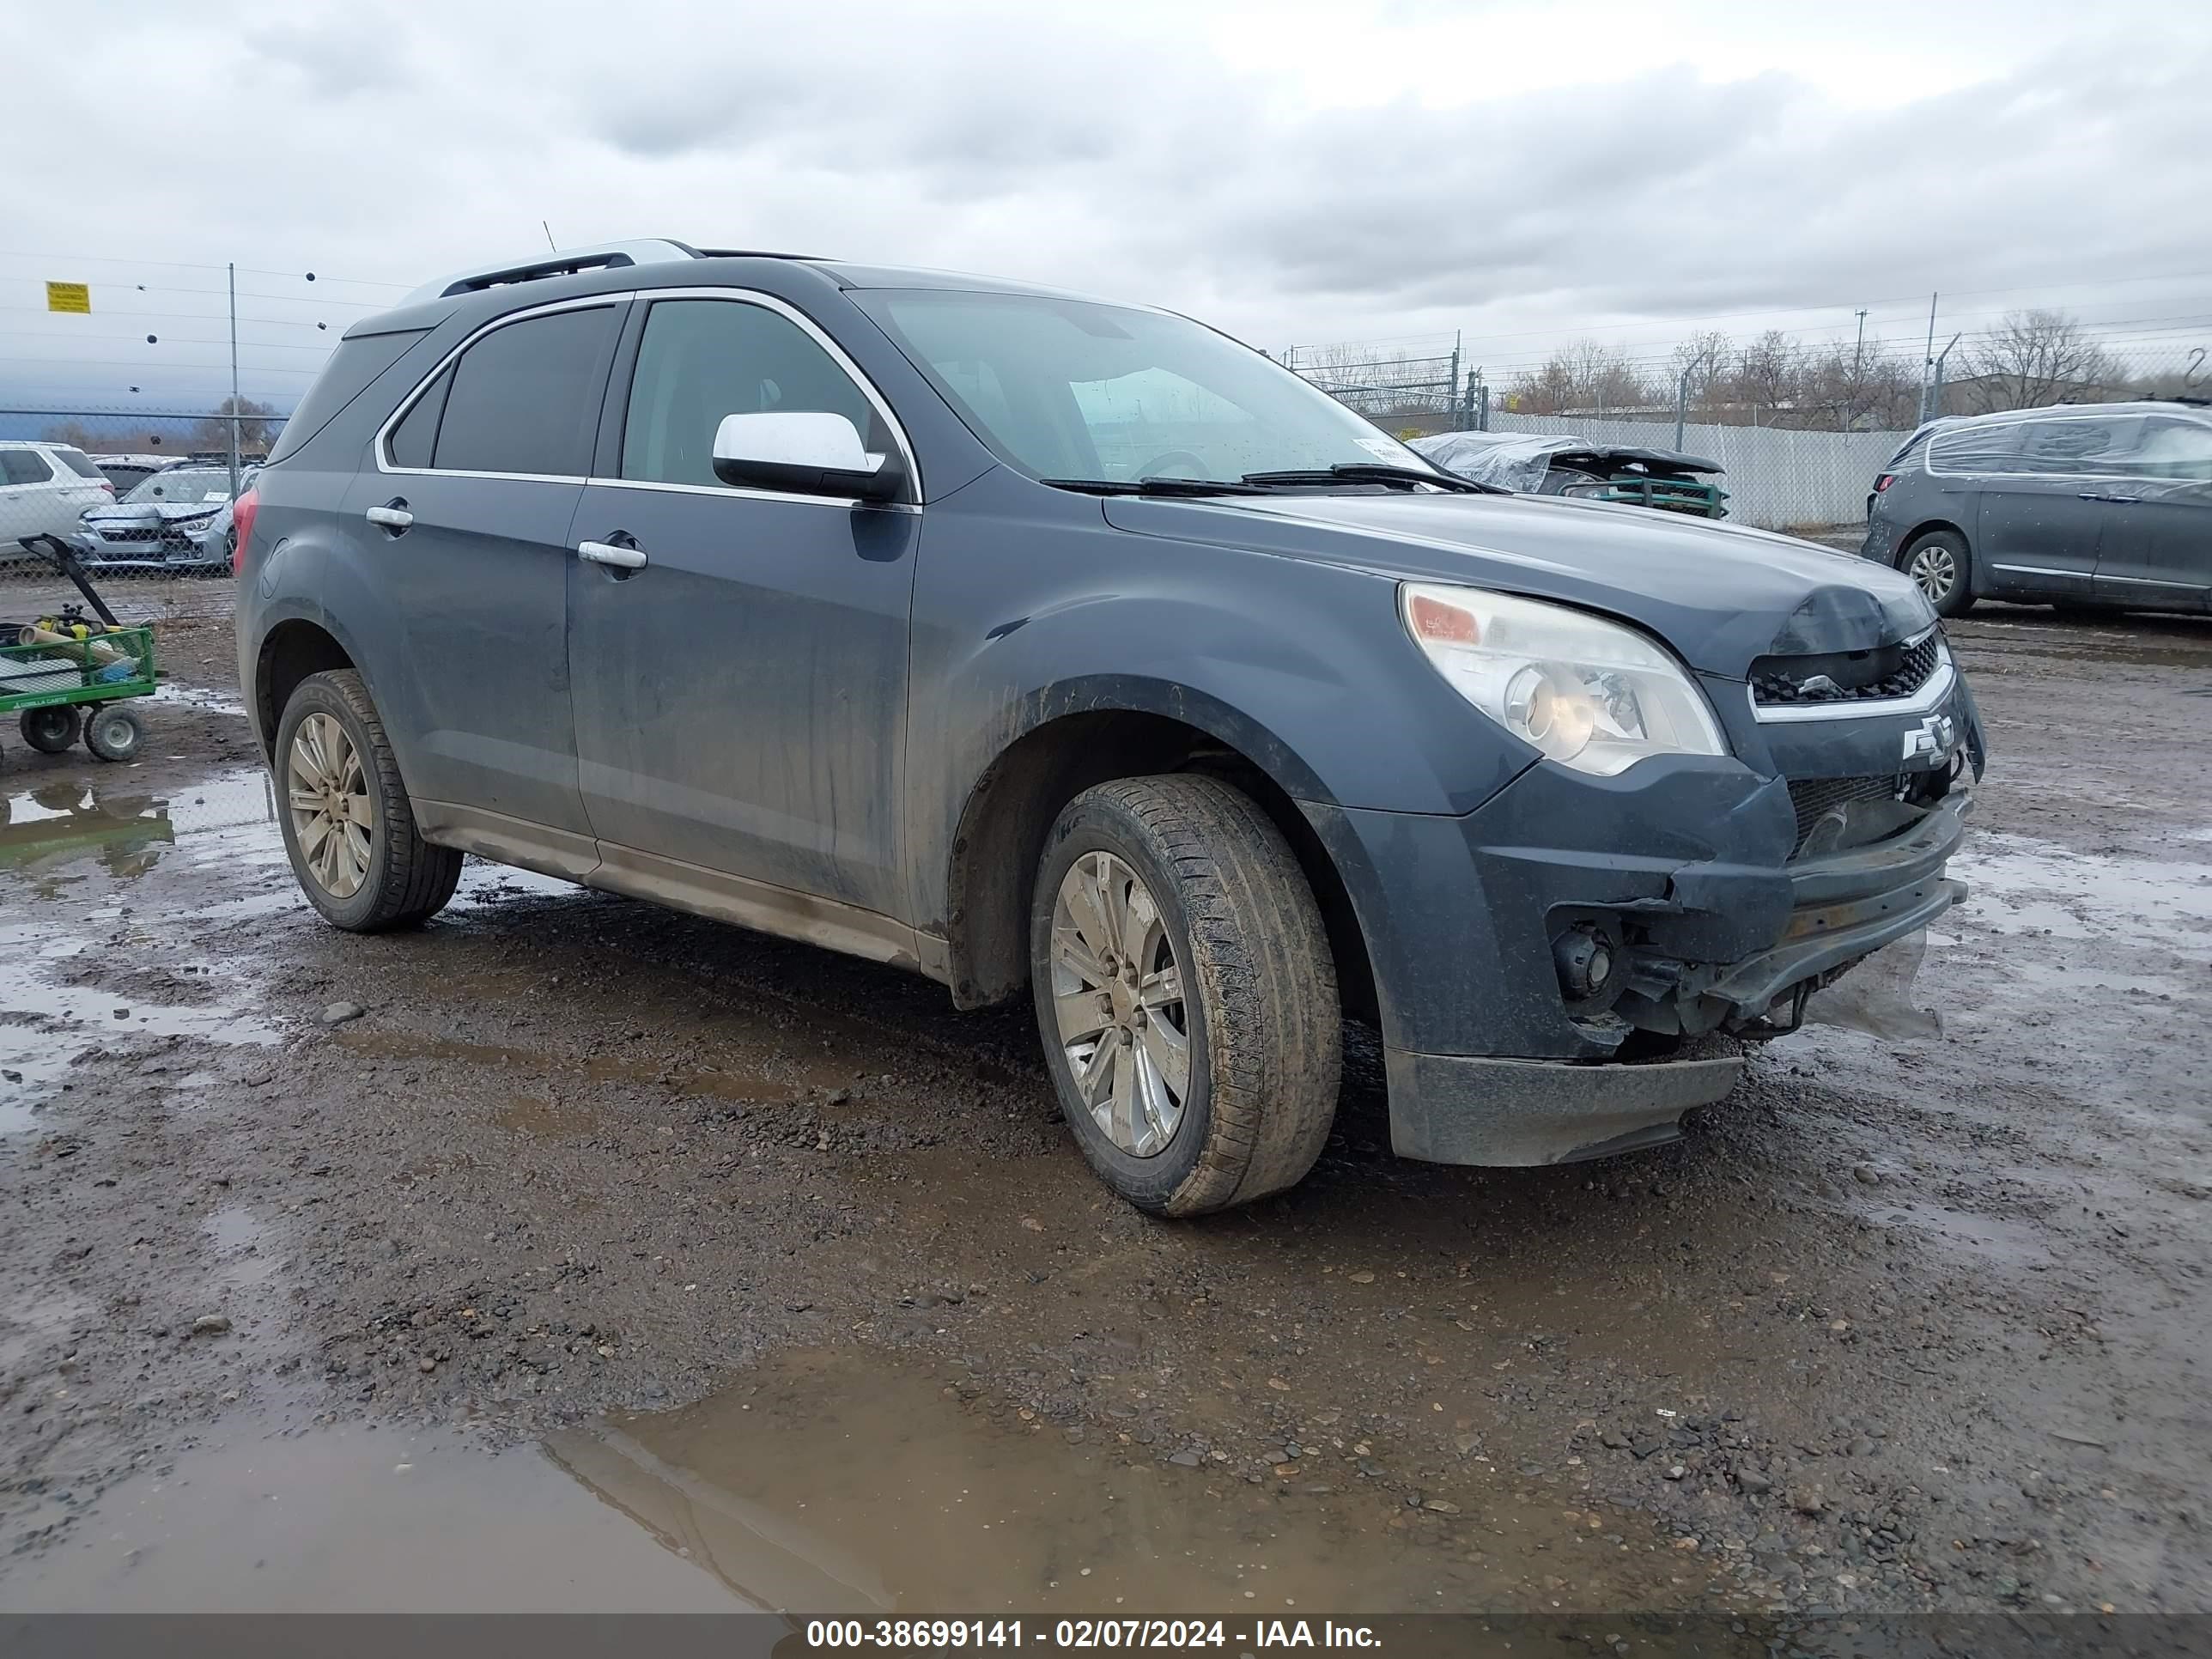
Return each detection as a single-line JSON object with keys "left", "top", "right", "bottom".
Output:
{"left": 1, "top": 441, "right": 115, "bottom": 560}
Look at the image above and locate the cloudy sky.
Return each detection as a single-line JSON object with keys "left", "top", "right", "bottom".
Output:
{"left": 7, "top": 0, "right": 2212, "bottom": 410}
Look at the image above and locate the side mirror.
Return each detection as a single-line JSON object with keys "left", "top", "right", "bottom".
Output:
{"left": 712, "top": 412, "right": 904, "bottom": 503}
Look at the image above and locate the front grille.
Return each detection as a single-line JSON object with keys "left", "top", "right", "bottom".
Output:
{"left": 93, "top": 525, "right": 161, "bottom": 544}
{"left": 1753, "top": 630, "right": 1940, "bottom": 707}
{"left": 1788, "top": 775, "right": 1899, "bottom": 854}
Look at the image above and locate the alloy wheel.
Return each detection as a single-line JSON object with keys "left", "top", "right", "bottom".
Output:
{"left": 1908, "top": 543, "right": 1957, "bottom": 605}
{"left": 1048, "top": 850, "right": 1192, "bottom": 1157}
{"left": 288, "top": 711, "right": 374, "bottom": 898}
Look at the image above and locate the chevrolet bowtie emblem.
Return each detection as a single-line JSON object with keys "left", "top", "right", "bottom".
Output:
{"left": 1902, "top": 712, "right": 1959, "bottom": 765}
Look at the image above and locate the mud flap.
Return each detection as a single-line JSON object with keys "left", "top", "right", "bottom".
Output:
{"left": 1803, "top": 929, "right": 1942, "bottom": 1042}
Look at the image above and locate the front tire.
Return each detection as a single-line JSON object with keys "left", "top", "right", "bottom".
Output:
{"left": 274, "top": 669, "right": 461, "bottom": 931}
{"left": 83, "top": 706, "right": 144, "bottom": 762}
{"left": 1898, "top": 529, "right": 1975, "bottom": 617}
{"left": 1030, "top": 775, "right": 1340, "bottom": 1216}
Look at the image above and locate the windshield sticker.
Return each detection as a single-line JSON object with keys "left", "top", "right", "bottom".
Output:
{"left": 1355, "top": 437, "right": 1409, "bottom": 463}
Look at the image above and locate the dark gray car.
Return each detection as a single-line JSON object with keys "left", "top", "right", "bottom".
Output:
{"left": 1862, "top": 399, "right": 2212, "bottom": 617}
{"left": 233, "top": 240, "right": 1984, "bottom": 1215}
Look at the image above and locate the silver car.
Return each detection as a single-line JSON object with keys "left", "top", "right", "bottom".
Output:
{"left": 72, "top": 464, "right": 252, "bottom": 574}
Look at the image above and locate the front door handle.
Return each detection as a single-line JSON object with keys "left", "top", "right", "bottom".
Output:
{"left": 2076, "top": 491, "right": 2126, "bottom": 504}
{"left": 577, "top": 538, "right": 648, "bottom": 571}
{"left": 365, "top": 501, "right": 412, "bottom": 532}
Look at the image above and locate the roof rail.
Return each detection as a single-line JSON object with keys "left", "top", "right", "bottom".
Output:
{"left": 399, "top": 239, "right": 706, "bottom": 307}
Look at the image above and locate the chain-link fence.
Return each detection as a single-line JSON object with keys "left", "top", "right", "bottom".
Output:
{"left": 2, "top": 407, "right": 282, "bottom": 624}
{"left": 1287, "top": 324, "right": 2212, "bottom": 529}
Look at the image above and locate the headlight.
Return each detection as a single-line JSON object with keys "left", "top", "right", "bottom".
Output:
{"left": 1399, "top": 582, "right": 1728, "bottom": 776}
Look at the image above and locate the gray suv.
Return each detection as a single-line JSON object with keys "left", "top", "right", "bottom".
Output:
{"left": 1863, "top": 400, "right": 2212, "bottom": 617}
{"left": 235, "top": 240, "right": 1984, "bottom": 1215}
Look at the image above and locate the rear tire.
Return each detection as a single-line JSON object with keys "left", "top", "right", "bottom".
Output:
{"left": 1897, "top": 529, "right": 1975, "bottom": 617}
{"left": 21, "top": 707, "right": 82, "bottom": 754}
{"left": 275, "top": 669, "right": 461, "bottom": 932}
{"left": 1029, "top": 775, "right": 1340, "bottom": 1216}
{"left": 82, "top": 706, "right": 144, "bottom": 762}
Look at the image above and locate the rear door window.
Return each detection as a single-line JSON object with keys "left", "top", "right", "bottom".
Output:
{"left": 2012, "top": 415, "right": 2144, "bottom": 477}
{"left": 2, "top": 451, "right": 56, "bottom": 484}
{"left": 427, "top": 306, "right": 621, "bottom": 477}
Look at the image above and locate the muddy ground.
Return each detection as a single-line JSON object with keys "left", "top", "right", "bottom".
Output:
{"left": 0, "top": 605, "right": 2206, "bottom": 1619}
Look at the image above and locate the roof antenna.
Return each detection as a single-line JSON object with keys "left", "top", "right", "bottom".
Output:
{"left": 542, "top": 221, "right": 557, "bottom": 252}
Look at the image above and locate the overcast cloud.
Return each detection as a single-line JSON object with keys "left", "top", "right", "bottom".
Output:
{"left": 6, "top": 0, "right": 2211, "bottom": 407}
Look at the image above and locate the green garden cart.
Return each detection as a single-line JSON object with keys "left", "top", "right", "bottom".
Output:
{"left": 0, "top": 536, "right": 155, "bottom": 769}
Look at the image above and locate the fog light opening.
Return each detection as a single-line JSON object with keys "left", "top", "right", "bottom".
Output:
{"left": 1553, "top": 923, "right": 1618, "bottom": 1003}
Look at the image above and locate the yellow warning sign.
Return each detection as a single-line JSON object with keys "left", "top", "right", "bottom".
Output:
{"left": 46, "top": 282, "right": 91, "bottom": 313}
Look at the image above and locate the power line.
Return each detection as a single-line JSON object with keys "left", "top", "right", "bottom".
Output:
{"left": 0, "top": 250, "right": 410, "bottom": 289}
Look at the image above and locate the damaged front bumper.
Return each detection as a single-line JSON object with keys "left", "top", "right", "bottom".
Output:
{"left": 1302, "top": 743, "right": 1977, "bottom": 1167}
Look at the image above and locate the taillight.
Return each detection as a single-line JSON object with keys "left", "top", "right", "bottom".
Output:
{"left": 230, "top": 486, "right": 260, "bottom": 575}
{"left": 100, "top": 482, "right": 115, "bottom": 495}
{"left": 1873, "top": 473, "right": 1896, "bottom": 493}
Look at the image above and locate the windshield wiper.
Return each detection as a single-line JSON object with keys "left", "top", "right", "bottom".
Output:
{"left": 1238, "top": 463, "right": 1504, "bottom": 495}
{"left": 1042, "top": 476, "right": 1271, "bottom": 496}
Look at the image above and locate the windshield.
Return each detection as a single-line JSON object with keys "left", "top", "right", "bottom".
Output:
{"left": 851, "top": 289, "right": 1438, "bottom": 485}
{"left": 123, "top": 468, "right": 233, "bottom": 505}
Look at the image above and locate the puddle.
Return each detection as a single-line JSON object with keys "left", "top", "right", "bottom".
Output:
{"left": 154, "top": 681, "right": 252, "bottom": 719}
{"left": 0, "top": 768, "right": 277, "bottom": 892}
{"left": 493, "top": 1091, "right": 605, "bottom": 1138}
{"left": 201, "top": 1205, "right": 283, "bottom": 1291}
{"left": 1948, "top": 833, "right": 2212, "bottom": 946}
{"left": 0, "top": 966, "right": 280, "bottom": 1133}
{"left": 1, "top": 1419, "right": 749, "bottom": 1613}
{"left": 5, "top": 1350, "right": 1719, "bottom": 1618}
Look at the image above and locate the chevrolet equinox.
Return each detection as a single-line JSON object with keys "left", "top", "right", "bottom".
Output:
{"left": 234, "top": 240, "right": 1984, "bottom": 1214}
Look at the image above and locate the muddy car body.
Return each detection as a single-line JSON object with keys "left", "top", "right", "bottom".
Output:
{"left": 233, "top": 240, "right": 1984, "bottom": 1213}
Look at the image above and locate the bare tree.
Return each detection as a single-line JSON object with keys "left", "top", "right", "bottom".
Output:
{"left": 1508, "top": 341, "right": 1653, "bottom": 416}
{"left": 1670, "top": 330, "right": 1733, "bottom": 418}
{"left": 185, "top": 395, "right": 280, "bottom": 456}
{"left": 1734, "top": 330, "right": 1804, "bottom": 424}
{"left": 40, "top": 420, "right": 107, "bottom": 452}
{"left": 1964, "top": 309, "right": 2121, "bottom": 412}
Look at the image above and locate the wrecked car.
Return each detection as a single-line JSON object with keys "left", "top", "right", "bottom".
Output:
{"left": 234, "top": 239, "right": 1982, "bottom": 1215}
{"left": 1413, "top": 430, "right": 1729, "bottom": 518}
{"left": 71, "top": 464, "right": 245, "bottom": 573}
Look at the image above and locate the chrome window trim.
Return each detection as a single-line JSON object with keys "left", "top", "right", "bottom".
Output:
{"left": 1748, "top": 629, "right": 1956, "bottom": 724}
{"left": 374, "top": 292, "right": 630, "bottom": 483}
{"left": 599, "top": 284, "right": 923, "bottom": 507}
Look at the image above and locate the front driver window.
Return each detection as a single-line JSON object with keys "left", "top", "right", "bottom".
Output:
{"left": 622, "top": 300, "right": 876, "bottom": 489}
{"left": 2123, "top": 420, "right": 2212, "bottom": 481}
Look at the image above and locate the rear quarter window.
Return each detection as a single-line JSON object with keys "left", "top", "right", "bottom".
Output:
{"left": 265, "top": 328, "right": 432, "bottom": 464}
{"left": 1928, "top": 421, "right": 2027, "bottom": 477}
{"left": 52, "top": 448, "right": 104, "bottom": 479}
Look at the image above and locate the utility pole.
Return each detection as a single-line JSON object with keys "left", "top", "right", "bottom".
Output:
{"left": 227, "top": 262, "right": 241, "bottom": 501}
{"left": 1854, "top": 307, "right": 1869, "bottom": 367}
{"left": 1928, "top": 332, "right": 1962, "bottom": 422}
{"left": 1919, "top": 293, "right": 1940, "bottom": 423}
{"left": 1674, "top": 364, "right": 1692, "bottom": 452}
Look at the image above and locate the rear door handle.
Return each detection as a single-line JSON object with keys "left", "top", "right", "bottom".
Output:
{"left": 577, "top": 538, "right": 648, "bottom": 570}
{"left": 2076, "top": 491, "right": 2126, "bottom": 504}
{"left": 365, "top": 502, "right": 413, "bottom": 532}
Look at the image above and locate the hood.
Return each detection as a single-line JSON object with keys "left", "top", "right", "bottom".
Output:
{"left": 1100, "top": 490, "right": 1931, "bottom": 677}
{"left": 85, "top": 501, "right": 224, "bottom": 528}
